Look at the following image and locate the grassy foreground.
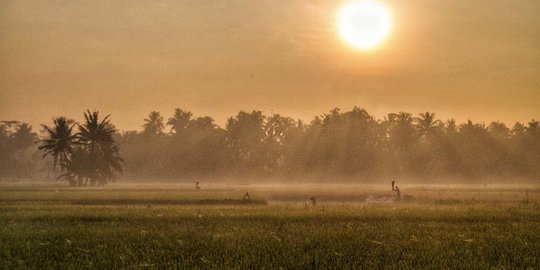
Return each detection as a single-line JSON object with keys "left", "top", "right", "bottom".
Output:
{"left": 0, "top": 183, "right": 539, "bottom": 269}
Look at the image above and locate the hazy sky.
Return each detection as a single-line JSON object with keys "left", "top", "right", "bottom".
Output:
{"left": 1, "top": 0, "right": 539, "bottom": 130}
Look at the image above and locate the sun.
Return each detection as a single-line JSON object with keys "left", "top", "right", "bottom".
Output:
{"left": 337, "top": 1, "right": 393, "bottom": 51}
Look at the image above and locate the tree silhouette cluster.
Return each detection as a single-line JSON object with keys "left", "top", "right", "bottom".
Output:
{"left": 117, "top": 108, "right": 540, "bottom": 181}
{"left": 1, "top": 107, "right": 539, "bottom": 184}
{"left": 39, "top": 111, "right": 124, "bottom": 186}
{"left": 0, "top": 121, "right": 38, "bottom": 178}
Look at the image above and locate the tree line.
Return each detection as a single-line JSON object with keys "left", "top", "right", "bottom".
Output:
{"left": 0, "top": 121, "right": 38, "bottom": 178}
{"left": 1, "top": 107, "right": 539, "bottom": 185}
{"left": 1, "top": 111, "right": 123, "bottom": 186}
{"left": 118, "top": 107, "right": 540, "bottom": 181}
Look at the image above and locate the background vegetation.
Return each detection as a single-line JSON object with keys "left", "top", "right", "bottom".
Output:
{"left": 2, "top": 107, "right": 540, "bottom": 183}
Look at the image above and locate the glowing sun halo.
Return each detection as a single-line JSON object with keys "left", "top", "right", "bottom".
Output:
{"left": 337, "top": 1, "right": 393, "bottom": 50}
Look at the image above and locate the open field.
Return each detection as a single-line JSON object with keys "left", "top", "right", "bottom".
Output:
{"left": 1, "top": 182, "right": 539, "bottom": 269}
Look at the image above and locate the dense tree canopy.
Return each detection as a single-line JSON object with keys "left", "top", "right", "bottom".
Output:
{"left": 117, "top": 107, "right": 540, "bottom": 181}
{"left": 1, "top": 107, "right": 539, "bottom": 183}
{"left": 39, "top": 111, "right": 124, "bottom": 186}
{"left": 0, "top": 121, "right": 38, "bottom": 178}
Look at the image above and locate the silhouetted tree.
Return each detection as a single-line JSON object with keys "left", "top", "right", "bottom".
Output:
{"left": 226, "top": 111, "right": 266, "bottom": 173}
{"left": 416, "top": 112, "right": 441, "bottom": 138}
{"left": 10, "top": 123, "right": 38, "bottom": 177}
{"left": 27, "top": 107, "right": 540, "bottom": 182}
{"left": 263, "top": 114, "right": 296, "bottom": 172}
{"left": 488, "top": 122, "right": 510, "bottom": 139}
{"left": 0, "top": 123, "right": 15, "bottom": 177}
{"left": 1, "top": 121, "right": 39, "bottom": 177}
{"left": 387, "top": 112, "right": 417, "bottom": 149}
{"left": 39, "top": 111, "right": 123, "bottom": 186}
{"left": 39, "top": 117, "right": 76, "bottom": 171}
{"left": 12, "top": 123, "right": 37, "bottom": 157}
{"left": 167, "top": 108, "right": 192, "bottom": 135}
{"left": 143, "top": 111, "right": 165, "bottom": 136}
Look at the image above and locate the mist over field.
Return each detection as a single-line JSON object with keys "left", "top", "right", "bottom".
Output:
{"left": 2, "top": 93, "right": 540, "bottom": 270}
{"left": 3, "top": 103, "right": 539, "bottom": 270}
{"left": 1, "top": 0, "right": 540, "bottom": 268}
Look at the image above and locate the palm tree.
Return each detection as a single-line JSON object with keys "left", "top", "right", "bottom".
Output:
{"left": 143, "top": 111, "right": 164, "bottom": 136}
{"left": 77, "top": 110, "right": 113, "bottom": 180}
{"left": 459, "top": 120, "right": 486, "bottom": 135}
{"left": 445, "top": 119, "right": 458, "bottom": 134}
{"left": 76, "top": 110, "right": 118, "bottom": 185}
{"left": 226, "top": 111, "right": 266, "bottom": 171}
{"left": 512, "top": 122, "right": 526, "bottom": 137}
{"left": 189, "top": 117, "right": 216, "bottom": 131}
{"left": 12, "top": 123, "right": 38, "bottom": 161}
{"left": 488, "top": 122, "right": 510, "bottom": 139}
{"left": 265, "top": 114, "right": 295, "bottom": 144}
{"left": 39, "top": 117, "right": 76, "bottom": 170}
{"left": 77, "top": 110, "right": 115, "bottom": 154}
{"left": 58, "top": 143, "right": 123, "bottom": 186}
{"left": 0, "top": 122, "right": 14, "bottom": 176}
{"left": 40, "top": 111, "right": 123, "bottom": 186}
{"left": 387, "top": 112, "right": 417, "bottom": 148}
{"left": 58, "top": 146, "right": 90, "bottom": 186}
{"left": 416, "top": 112, "right": 441, "bottom": 137}
{"left": 526, "top": 120, "right": 539, "bottom": 136}
{"left": 95, "top": 141, "right": 124, "bottom": 185}
{"left": 167, "top": 108, "right": 192, "bottom": 134}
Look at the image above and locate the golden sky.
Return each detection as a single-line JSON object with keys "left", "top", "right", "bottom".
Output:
{"left": 1, "top": 0, "right": 539, "bottom": 130}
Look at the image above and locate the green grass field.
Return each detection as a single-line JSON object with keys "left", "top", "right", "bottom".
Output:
{"left": 1, "top": 182, "right": 539, "bottom": 269}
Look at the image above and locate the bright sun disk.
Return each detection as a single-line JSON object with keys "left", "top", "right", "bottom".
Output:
{"left": 337, "top": 1, "right": 393, "bottom": 50}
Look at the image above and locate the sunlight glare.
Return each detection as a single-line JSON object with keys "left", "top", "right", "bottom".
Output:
{"left": 337, "top": 1, "right": 393, "bottom": 50}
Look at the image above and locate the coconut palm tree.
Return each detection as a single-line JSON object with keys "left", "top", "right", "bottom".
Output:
{"left": 0, "top": 121, "right": 19, "bottom": 176}
{"left": 76, "top": 110, "right": 119, "bottom": 185}
{"left": 143, "top": 111, "right": 165, "bottom": 136}
{"left": 77, "top": 110, "right": 115, "bottom": 154}
{"left": 39, "top": 111, "right": 123, "bottom": 186}
{"left": 39, "top": 117, "right": 76, "bottom": 170}
{"left": 445, "top": 119, "right": 458, "bottom": 135}
{"left": 226, "top": 111, "right": 266, "bottom": 171}
{"left": 488, "top": 122, "right": 510, "bottom": 139}
{"left": 526, "top": 120, "right": 539, "bottom": 136}
{"left": 95, "top": 141, "right": 124, "bottom": 185}
{"left": 512, "top": 122, "right": 526, "bottom": 137}
{"left": 189, "top": 116, "right": 216, "bottom": 131}
{"left": 11, "top": 123, "right": 37, "bottom": 161}
{"left": 386, "top": 112, "right": 417, "bottom": 148}
{"left": 167, "top": 108, "right": 192, "bottom": 134}
{"left": 57, "top": 146, "right": 90, "bottom": 186}
{"left": 459, "top": 120, "right": 486, "bottom": 135}
{"left": 416, "top": 112, "right": 441, "bottom": 137}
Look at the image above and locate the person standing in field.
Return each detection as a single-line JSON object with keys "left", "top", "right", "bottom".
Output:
{"left": 392, "top": 181, "right": 401, "bottom": 201}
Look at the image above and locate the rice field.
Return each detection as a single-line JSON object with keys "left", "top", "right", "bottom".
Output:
{"left": 1, "top": 182, "right": 539, "bottom": 269}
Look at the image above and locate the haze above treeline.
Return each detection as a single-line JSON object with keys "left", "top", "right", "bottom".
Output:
{"left": 1, "top": 107, "right": 539, "bottom": 183}
{"left": 1, "top": 0, "right": 539, "bottom": 130}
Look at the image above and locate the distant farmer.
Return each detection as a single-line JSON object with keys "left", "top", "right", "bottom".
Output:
{"left": 243, "top": 192, "right": 251, "bottom": 201}
{"left": 391, "top": 181, "right": 401, "bottom": 201}
{"left": 195, "top": 181, "right": 200, "bottom": 190}
{"left": 394, "top": 186, "right": 401, "bottom": 201}
{"left": 309, "top": 196, "right": 317, "bottom": 206}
